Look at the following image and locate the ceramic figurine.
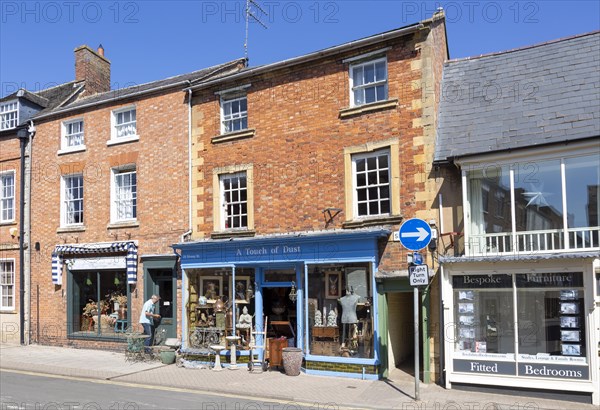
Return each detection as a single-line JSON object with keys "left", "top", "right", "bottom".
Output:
{"left": 327, "top": 309, "right": 337, "bottom": 327}
{"left": 236, "top": 306, "right": 252, "bottom": 329}
{"left": 315, "top": 310, "right": 323, "bottom": 327}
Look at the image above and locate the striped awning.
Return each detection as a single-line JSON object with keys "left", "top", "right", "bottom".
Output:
{"left": 51, "top": 241, "right": 138, "bottom": 285}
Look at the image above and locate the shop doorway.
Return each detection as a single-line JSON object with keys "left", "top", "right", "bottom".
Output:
{"left": 146, "top": 269, "right": 177, "bottom": 341}
{"left": 262, "top": 286, "right": 297, "bottom": 345}
{"left": 387, "top": 291, "right": 417, "bottom": 381}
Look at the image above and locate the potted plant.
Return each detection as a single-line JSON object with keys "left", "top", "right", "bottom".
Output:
{"left": 81, "top": 299, "right": 97, "bottom": 331}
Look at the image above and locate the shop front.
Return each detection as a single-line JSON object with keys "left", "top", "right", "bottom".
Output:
{"left": 441, "top": 256, "right": 600, "bottom": 404}
{"left": 173, "top": 229, "right": 389, "bottom": 378}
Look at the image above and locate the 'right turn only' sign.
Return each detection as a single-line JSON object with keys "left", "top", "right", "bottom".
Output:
{"left": 409, "top": 265, "right": 429, "bottom": 286}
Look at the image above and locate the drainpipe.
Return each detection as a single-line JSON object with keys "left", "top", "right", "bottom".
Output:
{"left": 16, "top": 121, "right": 36, "bottom": 345}
{"left": 184, "top": 86, "right": 193, "bottom": 242}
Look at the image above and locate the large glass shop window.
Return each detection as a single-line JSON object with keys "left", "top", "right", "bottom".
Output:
{"left": 453, "top": 275, "right": 515, "bottom": 358}
{"left": 306, "top": 264, "right": 374, "bottom": 358}
{"left": 516, "top": 272, "right": 586, "bottom": 361}
{"left": 186, "top": 268, "right": 255, "bottom": 349}
{"left": 71, "top": 270, "right": 128, "bottom": 336}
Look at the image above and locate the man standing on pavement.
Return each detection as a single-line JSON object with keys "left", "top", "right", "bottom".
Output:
{"left": 139, "top": 294, "right": 161, "bottom": 353}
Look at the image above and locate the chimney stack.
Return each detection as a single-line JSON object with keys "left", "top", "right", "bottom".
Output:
{"left": 74, "top": 44, "right": 111, "bottom": 96}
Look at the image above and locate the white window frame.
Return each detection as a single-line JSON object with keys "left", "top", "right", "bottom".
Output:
{"left": 0, "top": 259, "right": 15, "bottom": 311}
{"left": 109, "top": 106, "right": 138, "bottom": 145}
{"left": 349, "top": 57, "right": 388, "bottom": 107}
{"left": 0, "top": 100, "right": 18, "bottom": 131}
{"left": 59, "top": 118, "right": 85, "bottom": 154}
{"left": 111, "top": 166, "right": 137, "bottom": 223}
{"left": 220, "top": 95, "right": 248, "bottom": 134}
{"left": 219, "top": 171, "right": 248, "bottom": 230}
{"left": 60, "top": 174, "right": 84, "bottom": 227}
{"left": 351, "top": 149, "right": 391, "bottom": 219}
{"left": 0, "top": 171, "right": 15, "bottom": 223}
{"left": 462, "top": 143, "right": 600, "bottom": 256}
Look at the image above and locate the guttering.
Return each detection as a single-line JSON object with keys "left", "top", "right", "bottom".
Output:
{"left": 33, "top": 60, "right": 245, "bottom": 122}
{"left": 185, "top": 23, "right": 424, "bottom": 92}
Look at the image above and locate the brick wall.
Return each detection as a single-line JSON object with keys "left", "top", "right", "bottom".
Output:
{"left": 30, "top": 90, "right": 189, "bottom": 346}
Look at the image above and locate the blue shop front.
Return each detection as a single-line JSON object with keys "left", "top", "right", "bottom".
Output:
{"left": 173, "top": 229, "right": 389, "bottom": 378}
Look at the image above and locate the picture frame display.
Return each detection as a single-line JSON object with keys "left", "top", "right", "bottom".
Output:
{"left": 231, "top": 275, "right": 251, "bottom": 303}
{"left": 560, "top": 330, "right": 580, "bottom": 342}
{"left": 559, "top": 289, "right": 578, "bottom": 300}
{"left": 325, "top": 271, "right": 342, "bottom": 299}
{"left": 200, "top": 276, "right": 223, "bottom": 303}
{"left": 458, "top": 290, "right": 474, "bottom": 301}
{"left": 561, "top": 344, "right": 581, "bottom": 356}
{"left": 560, "top": 316, "right": 579, "bottom": 328}
{"left": 459, "top": 315, "right": 474, "bottom": 326}
{"left": 458, "top": 303, "right": 474, "bottom": 314}
{"left": 559, "top": 302, "right": 579, "bottom": 314}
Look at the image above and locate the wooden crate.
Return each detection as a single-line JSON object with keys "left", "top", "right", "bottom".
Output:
{"left": 310, "top": 341, "right": 339, "bottom": 356}
{"left": 312, "top": 326, "right": 339, "bottom": 339}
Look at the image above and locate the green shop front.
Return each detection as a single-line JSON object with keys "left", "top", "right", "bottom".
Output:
{"left": 173, "top": 229, "right": 390, "bottom": 378}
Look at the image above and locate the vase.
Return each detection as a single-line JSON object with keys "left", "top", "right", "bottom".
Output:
{"left": 282, "top": 347, "right": 303, "bottom": 376}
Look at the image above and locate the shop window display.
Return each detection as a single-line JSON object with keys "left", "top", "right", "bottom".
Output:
{"left": 452, "top": 272, "right": 587, "bottom": 363}
{"left": 70, "top": 270, "right": 128, "bottom": 337}
{"left": 306, "top": 264, "right": 374, "bottom": 358}
{"left": 186, "top": 268, "right": 255, "bottom": 349}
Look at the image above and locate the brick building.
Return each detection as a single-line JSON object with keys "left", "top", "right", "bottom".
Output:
{"left": 1, "top": 84, "right": 78, "bottom": 344}
{"left": 174, "top": 12, "right": 448, "bottom": 380}
{"left": 26, "top": 44, "right": 244, "bottom": 349}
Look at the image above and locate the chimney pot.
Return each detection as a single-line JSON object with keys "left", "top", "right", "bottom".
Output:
{"left": 97, "top": 44, "right": 104, "bottom": 57}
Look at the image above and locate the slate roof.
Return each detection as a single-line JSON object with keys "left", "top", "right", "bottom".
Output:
{"left": 434, "top": 31, "right": 600, "bottom": 163}
{"left": 36, "top": 59, "right": 245, "bottom": 119}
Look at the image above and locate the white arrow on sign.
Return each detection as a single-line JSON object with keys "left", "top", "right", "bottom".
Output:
{"left": 400, "top": 227, "right": 429, "bottom": 242}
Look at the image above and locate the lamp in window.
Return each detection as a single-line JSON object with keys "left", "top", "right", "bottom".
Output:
{"left": 114, "top": 276, "right": 121, "bottom": 286}
{"left": 289, "top": 281, "right": 297, "bottom": 302}
{"left": 85, "top": 273, "right": 92, "bottom": 286}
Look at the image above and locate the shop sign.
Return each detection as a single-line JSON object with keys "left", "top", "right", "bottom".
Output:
{"left": 68, "top": 255, "right": 126, "bottom": 270}
{"left": 452, "top": 274, "right": 513, "bottom": 289}
{"left": 453, "top": 359, "right": 516, "bottom": 375}
{"left": 515, "top": 272, "right": 583, "bottom": 288}
{"left": 518, "top": 363, "right": 589, "bottom": 380}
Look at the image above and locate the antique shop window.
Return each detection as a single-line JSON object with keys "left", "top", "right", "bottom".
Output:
{"left": 453, "top": 274, "right": 515, "bottom": 358}
{"left": 70, "top": 270, "right": 128, "bottom": 337}
{"left": 306, "top": 263, "right": 374, "bottom": 358}
{"left": 186, "top": 268, "right": 255, "bottom": 350}
{"left": 516, "top": 272, "right": 586, "bottom": 361}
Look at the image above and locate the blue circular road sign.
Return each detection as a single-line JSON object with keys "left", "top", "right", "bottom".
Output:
{"left": 398, "top": 218, "right": 432, "bottom": 251}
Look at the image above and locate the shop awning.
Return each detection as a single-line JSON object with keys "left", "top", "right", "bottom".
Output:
{"left": 51, "top": 241, "right": 138, "bottom": 285}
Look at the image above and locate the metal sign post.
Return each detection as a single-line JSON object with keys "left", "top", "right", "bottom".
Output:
{"left": 399, "top": 219, "right": 432, "bottom": 402}
{"left": 413, "top": 285, "right": 420, "bottom": 401}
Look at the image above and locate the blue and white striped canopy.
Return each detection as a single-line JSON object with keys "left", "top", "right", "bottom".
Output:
{"left": 51, "top": 241, "right": 138, "bottom": 285}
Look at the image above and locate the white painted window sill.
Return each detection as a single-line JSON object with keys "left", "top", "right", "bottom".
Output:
{"left": 107, "top": 135, "right": 140, "bottom": 146}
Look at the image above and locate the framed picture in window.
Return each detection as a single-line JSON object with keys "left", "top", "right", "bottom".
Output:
{"left": 459, "top": 315, "right": 474, "bottom": 326}
{"left": 560, "top": 290, "right": 578, "bottom": 300}
{"left": 459, "top": 327, "right": 475, "bottom": 339}
{"left": 230, "top": 276, "right": 251, "bottom": 303}
{"left": 561, "top": 344, "right": 581, "bottom": 356}
{"left": 560, "top": 302, "right": 579, "bottom": 314}
{"left": 458, "top": 303, "right": 474, "bottom": 314}
{"left": 325, "top": 271, "right": 341, "bottom": 299}
{"left": 458, "top": 290, "right": 474, "bottom": 301}
{"left": 560, "top": 330, "right": 580, "bottom": 342}
{"left": 200, "top": 276, "right": 223, "bottom": 303}
{"left": 560, "top": 316, "right": 579, "bottom": 328}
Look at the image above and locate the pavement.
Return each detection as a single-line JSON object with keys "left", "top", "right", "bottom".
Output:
{"left": 0, "top": 343, "right": 597, "bottom": 410}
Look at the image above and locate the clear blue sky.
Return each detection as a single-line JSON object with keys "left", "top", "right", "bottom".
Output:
{"left": 1, "top": 1, "right": 599, "bottom": 97}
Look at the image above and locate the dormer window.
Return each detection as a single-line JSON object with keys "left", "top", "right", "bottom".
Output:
{"left": 0, "top": 101, "right": 18, "bottom": 130}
